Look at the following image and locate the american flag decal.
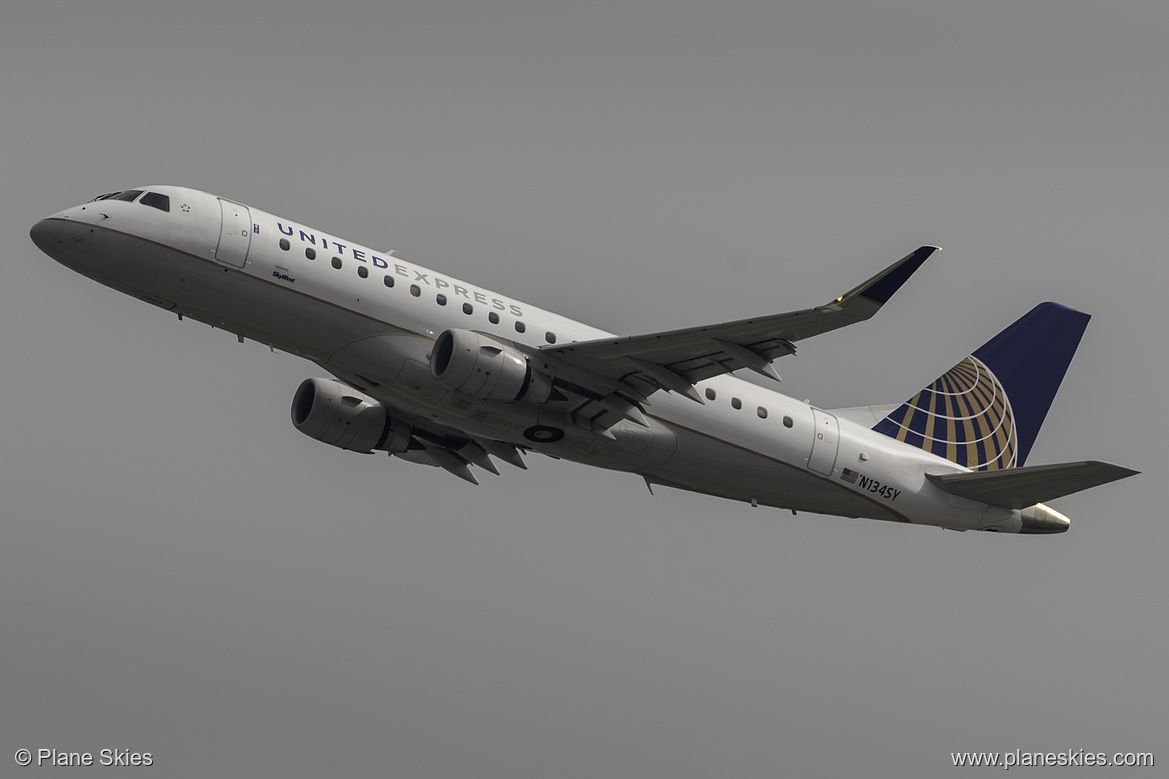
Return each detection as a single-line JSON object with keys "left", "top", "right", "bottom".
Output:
{"left": 841, "top": 468, "right": 859, "bottom": 484}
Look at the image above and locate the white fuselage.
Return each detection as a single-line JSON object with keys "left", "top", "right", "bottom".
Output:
{"left": 31, "top": 185, "right": 1053, "bottom": 533}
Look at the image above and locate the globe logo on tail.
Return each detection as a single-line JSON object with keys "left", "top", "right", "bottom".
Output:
{"left": 877, "top": 356, "right": 1017, "bottom": 470}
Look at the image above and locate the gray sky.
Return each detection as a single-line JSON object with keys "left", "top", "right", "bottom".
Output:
{"left": 3, "top": 1, "right": 1164, "bottom": 776}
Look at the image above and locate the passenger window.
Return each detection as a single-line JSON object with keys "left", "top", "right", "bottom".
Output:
{"left": 140, "top": 192, "right": 170, "bottom": 211}
{"left": 436, "top": 293, "right": 447, "bottom": 306}
{"left": 731, "top": 397, "right": 742, "bottom": 410}
{"left": 705, "top": 388, "right": 716, "bottom": 401}
{"left": 757, "top": 406, "right": 768, "bottom": 419}
{"left": 410, "top": 284, "right": 421, "bottom": 297}
{"left": 358, "top": 266, "right": 368, "bottom": 278}
{"left": 331, "top": 257, "right": 342, "bottom": 269}
{"left": 383, "top": 275, "right": 394, "bottom": 287}
{"left": 514, "top": 321, "right": 526, "bottom": 333}
{"left": 545, "top": 331, "right": 557, "bottom": 344}
{"left": 463, "top": 303, "right": 473, "bottom": 315}
{"left": 306, "top": 248, "right": 316, "bottom": 260}
{"left": 488, "top": 312, "right": 500, "bottom": 324}
{"left": 783, "top": 415, "right": 794, "bottom": 428}
{"left": 112, "top": 190, "right": 143, "bottom": 202}
{"left": 279, "top": 238, "right": 290, "bottom": 251}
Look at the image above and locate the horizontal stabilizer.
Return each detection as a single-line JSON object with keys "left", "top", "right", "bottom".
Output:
{"left": 926, "top": 461, "right": 1138, "bottom": 509}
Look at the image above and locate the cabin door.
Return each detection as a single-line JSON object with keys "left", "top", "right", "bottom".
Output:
{"left": 215, "top": 199, "right": 252, "bottom": 268}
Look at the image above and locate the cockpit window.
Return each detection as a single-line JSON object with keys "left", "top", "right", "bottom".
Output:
{"left": 140, "top": 192, "right": 170, "bottom": 212}
{"left": 87, "top": 190, "right": 169, "bottom": 211}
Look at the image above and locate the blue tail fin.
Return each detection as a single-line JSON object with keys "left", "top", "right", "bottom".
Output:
{"left": 872, "top": 303, "right": 1090, "bottom": 469}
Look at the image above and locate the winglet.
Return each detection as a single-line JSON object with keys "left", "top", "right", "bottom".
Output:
{"left": 838, "top": 245, "right": 938, "bottom": 306}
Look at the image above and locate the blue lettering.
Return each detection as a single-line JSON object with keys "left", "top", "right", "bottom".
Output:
{"left": 352, "top": 249, "right": 366, "bottom": 262}
{"left": 371, "top": 256, "right": 389, "bottom": 269}
{"left": 334, "top": 242, "right": 346, "bottom": 255}
{"left": 858, "top": 476, "right": 871, "bottom": 490}
{"left": 278, "top": 222, "right": 293, "bottom": 236}
{"left": 253, "top": 223, "right": 260, "bottom": 234}
{"left": 299, "top": 231, "right": 315, "bottom": 245}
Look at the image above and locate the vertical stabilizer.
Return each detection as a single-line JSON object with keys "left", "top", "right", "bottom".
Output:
{"left": 872, "top": 303, "right": 1090, "bottom": 469}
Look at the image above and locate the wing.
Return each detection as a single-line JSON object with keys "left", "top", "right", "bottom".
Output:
{"left": 539, "top": 246, "right": 937, "bottom": 403}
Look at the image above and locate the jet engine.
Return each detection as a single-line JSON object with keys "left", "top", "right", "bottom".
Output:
{"left": 291, "top": 378, "right": 409, "bottom": 453}
{"left": 430, "top": 329, "right": 553, "bottom": 404}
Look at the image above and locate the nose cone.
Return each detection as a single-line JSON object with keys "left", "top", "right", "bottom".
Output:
{"left": 1019, "top": 503, "right": 1070, "bottom": 534}
{"left": 30, "top": 218, "right": 59, "bottom": 253}
{"left": 30, "top": 216, "right": 75, "bottom": 261}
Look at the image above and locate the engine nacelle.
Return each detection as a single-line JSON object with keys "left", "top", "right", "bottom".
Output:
{"left": 430, "top": 329, "right": 553, "bottom": 404}
{"left": 291, "top": 378, "right": 408, "bottom": 453}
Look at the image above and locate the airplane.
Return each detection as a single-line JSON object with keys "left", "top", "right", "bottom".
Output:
{"left": 30, "top": 185, "right": 1137, "bottom": 534}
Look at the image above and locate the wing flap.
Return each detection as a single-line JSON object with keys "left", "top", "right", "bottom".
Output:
{"left": 926, "top": 461, "right": 1138, "bottom": 509}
